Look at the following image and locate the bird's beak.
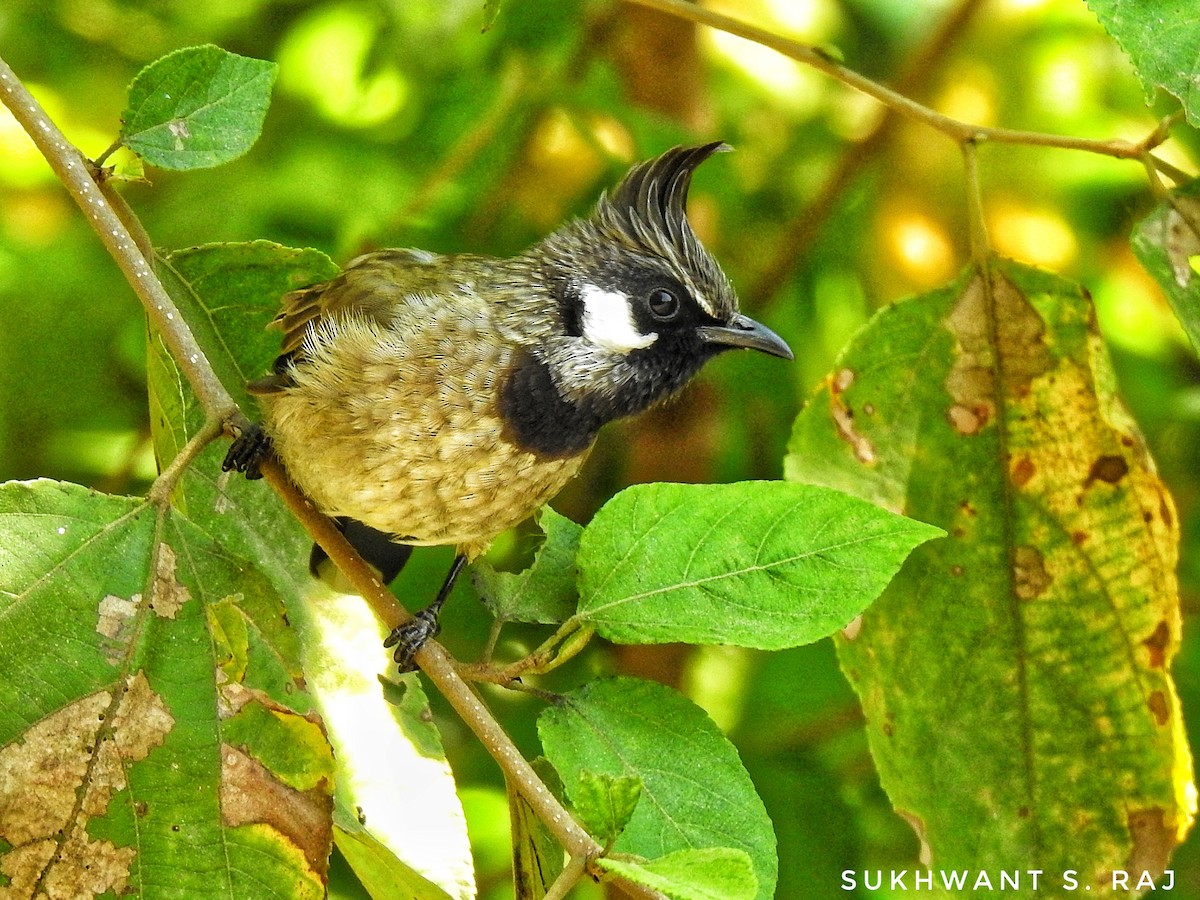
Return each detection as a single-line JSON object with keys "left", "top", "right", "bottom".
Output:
{"left": 698, "top": 313, "right": 794, "bottom": 360}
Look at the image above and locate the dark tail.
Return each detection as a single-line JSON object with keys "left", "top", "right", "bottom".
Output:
{"left": 310, "top": 517, "right": 414, "bottom": 585}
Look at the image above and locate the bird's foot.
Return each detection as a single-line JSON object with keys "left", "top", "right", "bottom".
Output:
{"left": 384, "top": 606, "right": 443, "bottom": 673}
{"left": 382, "top": 554, "right": 465, "bottom": 673}
{"left": 222, "top": 423, "right": 272, "bottom": 480}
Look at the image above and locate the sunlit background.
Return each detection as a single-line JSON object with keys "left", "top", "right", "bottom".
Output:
{"left": 2, "top": 0, "right": 1199, "bottom": 896}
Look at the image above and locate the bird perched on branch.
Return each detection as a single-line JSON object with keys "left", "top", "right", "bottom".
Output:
{"left": 224, "top": 142, "right": 793, "bottom": 670}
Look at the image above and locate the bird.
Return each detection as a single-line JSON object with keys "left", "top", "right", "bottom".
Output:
{"left": 223, "top": 141, "right": 793, "bottom": 671}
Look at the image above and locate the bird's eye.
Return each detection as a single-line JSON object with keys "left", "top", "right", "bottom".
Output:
{"left": 647, "top": 288, "right": 680, "bottom": 320}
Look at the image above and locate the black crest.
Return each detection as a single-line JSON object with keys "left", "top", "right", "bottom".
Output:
{"left": 592, "top": 142, "right": 734, "bottom": 318}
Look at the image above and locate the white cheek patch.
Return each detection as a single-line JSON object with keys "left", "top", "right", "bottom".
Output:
{"left": 579, "top": 284, "right": 657, "bottom": 353}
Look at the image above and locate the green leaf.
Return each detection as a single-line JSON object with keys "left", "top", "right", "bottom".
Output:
{"left": 472, "top": 506, "right": 582, "bottom": 624}
{"left": 121, "top": 44, "right": 277, "bottom": 170}
{"left": 1131, "top": 181, "right": 1200, "bottom": 354}
{"left": 597, "top": 848, "right": 757, "bottom": 900}
{"left": 0, "top": 480, "right": 330, "bottom": 897}
{"left": 786, "top": 260, "right": 1194, "bottom": 886}
{"left": 575, "top": 481, "right": 942, "bottom": 648}
{"left": 333, "top": 819, "right": 457, "bottom": 900}
{"left": 1084, "top": 0, "right": 1200, "bottom": 126}
{"left": 573, "top": 770, "right": 643, "bottom": 845}
{"left": 156, "top": 241, "right": 338, "bottom": 409}
{"left": 508, "top": 758, "right": 566, "bottom": 900}
{"left": 538, "top": 677, "right": 777, "bottom": 900}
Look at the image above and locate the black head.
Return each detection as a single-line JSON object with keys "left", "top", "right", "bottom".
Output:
{"left": 504, "top": 143, "right": 791, "bottom": 457}
{"left": 541, "top": 142, "right": 791, "bottom": 361}
{"left": 591, "top": 142, "right": 738, "bottom": 328}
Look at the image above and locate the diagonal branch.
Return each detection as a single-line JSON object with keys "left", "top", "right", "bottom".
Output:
{"left": 628, "top": 0, "right": 1193, "bottom": 313}
{"left": 623, "top": 0, "right": 1189, "bottom": 168}
{"left": 0, "top": 51, "right": 651, "bottom": 898}
{"left": 748, "top": 0, "right": 989, "bottom": 305}
{"left": 0, "top": 58, "right": 235, "bottom": 423}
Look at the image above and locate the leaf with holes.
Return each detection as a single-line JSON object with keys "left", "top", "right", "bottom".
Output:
{"left": 0, "top": 479, "right": 331, "bottom": 897}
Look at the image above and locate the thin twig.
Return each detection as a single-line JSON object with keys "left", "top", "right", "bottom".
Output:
{"left": 962, "top": 140, "right": 990, "bottom": 264}
{"left": 1141, "top": 152, "right": 1173, "bottom": 204}
{"left": 1148, "top": 154, "right": 1193, "bottom": 187}
{"left": 480, "top": 618, "right": 504, "bottom": 665}
{"left": 93, "top": 137, "right": 122, "bottom": 168}
{"left": 148, "top": 416, "right": 225, "bottom": 505}
{"left": 460, "top": 617, "right": 593, "bottom": 684}
{"left": 1139, "top": 109, "right": 1185, "bottom": 152}
{"left": 623, "top": 0, "right": 1159, "bottom": 161}
{"left": 544, "top": 852, "right": 593, "bottom": 900}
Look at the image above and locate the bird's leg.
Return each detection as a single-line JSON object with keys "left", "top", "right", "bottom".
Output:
{"left": 222, "top": 423, "right": 273, "bottom": 480}
{"left": 385, "top": 553, "right": 467, "bottom": 673}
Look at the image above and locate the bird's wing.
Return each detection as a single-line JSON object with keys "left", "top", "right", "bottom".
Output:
{"left": 249, "top": 248, "right": 441, "bottom": 395}
{"left": 275, "top": 248, "right": 442, "bottom": 356}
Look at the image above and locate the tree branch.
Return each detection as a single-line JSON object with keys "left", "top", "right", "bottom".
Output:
{"left": 748, "top": 0, "right": 989, "bottom": 305}
{"left": 0, "top": 49, "right": 657, "bottom": 899}
{"left": 0, "top": 57, "right": 235, "bottom": 423}
{"left": 622, "top": 0, "right": 1173, "bottom": 162}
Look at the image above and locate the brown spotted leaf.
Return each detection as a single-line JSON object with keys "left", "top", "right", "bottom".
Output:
{"left": 786, "top": 260, "right": 1195, "bottom": 894}
{"left": 0, "top": 479, "right": 332, "bottom": 898}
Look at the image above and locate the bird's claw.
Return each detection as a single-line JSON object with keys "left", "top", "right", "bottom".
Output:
{"left": 384, "top": 607, "right": 443, "bottom": 673}
{"left": 223, "top": 424, "right": 272, "bottom": 480}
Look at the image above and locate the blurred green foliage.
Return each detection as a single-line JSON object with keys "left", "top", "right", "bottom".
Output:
{"left": 3, "top": 0, "right": 1199, "bottom": 895}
